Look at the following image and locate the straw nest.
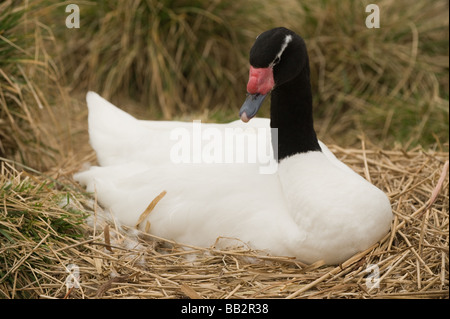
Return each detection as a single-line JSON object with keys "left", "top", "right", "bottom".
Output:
{"left": 0, "top": 143, "right": 448, "bottom": 299}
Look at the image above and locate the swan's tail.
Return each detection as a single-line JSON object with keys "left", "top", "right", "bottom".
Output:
{"left": 86, "top": 92, "right": 143, "bottom": 166}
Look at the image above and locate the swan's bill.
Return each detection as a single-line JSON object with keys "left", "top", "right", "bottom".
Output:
{"left": 239, "top": 93, "right": 267, "bottom": 122}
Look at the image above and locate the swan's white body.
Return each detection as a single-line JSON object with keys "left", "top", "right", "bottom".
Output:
{"left": 74, "top": 92, "right": 392, "bottom": 264}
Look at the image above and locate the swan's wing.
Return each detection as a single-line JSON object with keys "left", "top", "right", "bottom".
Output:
{"left": 74, "top": 160, "right": 307, "bottom": 256}
{"left": 318, "top": 141, "right": 362, "bottom": 176}
{"left": 86, "top": 92, "right": 275, "bottom": 167}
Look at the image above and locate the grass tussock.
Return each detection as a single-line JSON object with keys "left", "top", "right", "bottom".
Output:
{"left": 0, "top": 0, "right": 74, "bottom": 170}
{"left": 57, "top": 0, "right": 260, "bottom": 118}
{"left": 0, "top": 144, "right": 448, "bottom": 299}
{"left": 0, "top": 160, "right": 89, "bottom": 299}
{"left": 297, "top": 0, "right": 449, "bottom": 148}
{"left": 55, "top": 0, "right": 449, "bottom": 148}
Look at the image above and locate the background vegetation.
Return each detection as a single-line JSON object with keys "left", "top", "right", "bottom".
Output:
{"left": 1, "top": 0, "right": 448, "bottom": 171}
{"left": 57, "top": 0, "right": 448, "bottom": 149}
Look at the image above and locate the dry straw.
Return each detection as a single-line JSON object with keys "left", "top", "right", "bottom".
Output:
{"left": 1, "top": 141, "right": 448, "bottom": 299}
{"left": 0, "top": 0, "right": 448, "bottom": 300}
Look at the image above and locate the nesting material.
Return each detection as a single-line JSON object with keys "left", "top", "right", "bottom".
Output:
{"left": 135, "top": 190, "right": 167, "bottom": 229}
{"left": 0, "top": 144, "right": 448, "bottom": 299}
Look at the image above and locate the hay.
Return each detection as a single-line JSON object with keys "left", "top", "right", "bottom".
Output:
{"left": 0, "top": 143, "right": 448, "bottom": 299}
{"left": 1, "top": 0, "right": 447, "bottom": 300}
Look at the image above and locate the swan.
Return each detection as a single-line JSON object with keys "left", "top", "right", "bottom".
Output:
{"left": 74, "top": 27, "right": 392, "bottom": 265}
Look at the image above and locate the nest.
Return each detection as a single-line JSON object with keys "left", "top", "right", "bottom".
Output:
{"left": 0, "top": 144, "right": 448, "bottom": 299}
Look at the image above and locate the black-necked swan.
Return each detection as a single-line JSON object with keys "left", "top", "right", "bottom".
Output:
{"left": 74, "top": 27, "right": 392, "bottom": 265}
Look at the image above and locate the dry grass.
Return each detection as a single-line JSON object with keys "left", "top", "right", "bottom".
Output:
{"left": 1, "top": 143, "right": 448, "bottom": 299}
{"left": 53, "top": 0, "right": 449, "bottom": 148}
{"left": 295, "top": 0, "right": 449, "bottom": 148}
{"left": 0, "top": 0, "right": 448, "bottom": 300}
{"left": 55, "top": 0, "right": 257, "bottom": 118}
{"left": 0, "top": 0, "right": 74, "bottom": 170}
{"left": 1, "top": 0, "right": 448, "bottom": 171}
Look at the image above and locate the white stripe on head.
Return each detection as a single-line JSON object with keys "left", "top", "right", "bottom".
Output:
{"left": 269, "top": 34, "right": 292, "bottom": 68}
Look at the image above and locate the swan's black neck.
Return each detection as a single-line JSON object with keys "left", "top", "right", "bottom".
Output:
{"left": 270, "top": 64, "right": 321, "bottom": 161}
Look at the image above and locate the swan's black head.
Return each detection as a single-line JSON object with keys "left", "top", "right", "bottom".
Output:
{"left": 240, "top": 27, "right": 309, "bottom": 122}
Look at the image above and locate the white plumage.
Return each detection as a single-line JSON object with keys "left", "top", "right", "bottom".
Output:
{"left": 74, "top": 91, "right": 392, "bottom": 264}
